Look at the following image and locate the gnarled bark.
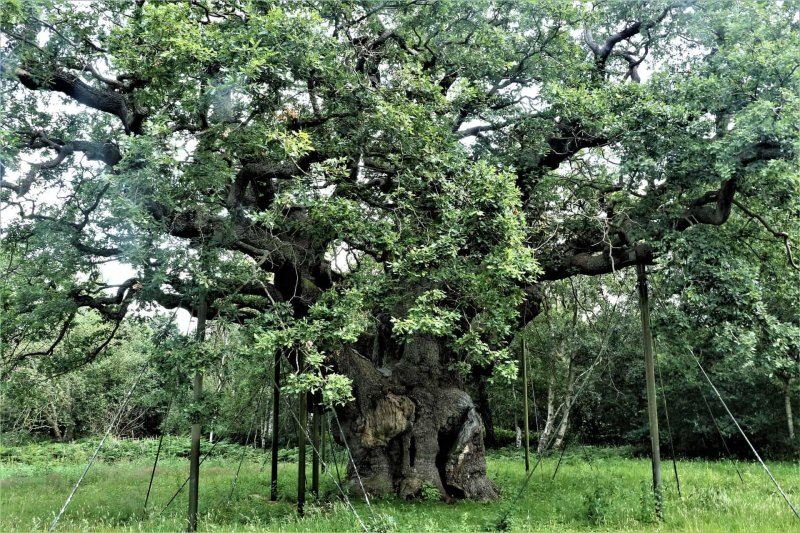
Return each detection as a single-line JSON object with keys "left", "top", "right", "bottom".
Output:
{"left": 333, "top": 335, "right": 498, "bottom": 501}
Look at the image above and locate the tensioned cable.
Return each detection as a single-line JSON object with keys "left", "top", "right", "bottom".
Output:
{"left": 279, "top": 390, "right": 370, "bottom": 532}
{"left": 159, "top": 439, "right": 223, "bottom": 514}
{"left": 550, "top": 362, "right": 613, "bottom": 483}
{"left": 330, "top": 406, "right": 375, "bottom": 518}
{"left": 327, "top": 420, "right": 344, "bottom": 487}
{"left": 144, "top": 400, "right": 173, "bottom": 512}
{"left": 530, "top": 369, "right": 541, "bottom": 438}
{"left": 159, "top": 383, "right": 267, "bottom": 515}
{"left": 654, "top": 349, "right": 681, "bottom": 497}
{"left": 690, "top": 349, "right": 800, "bottom": 521}
{"left": 233, "top": 326, "right": 370, "bottom": 527}
{"left": 644, "top": 268, "right": 680, "bottom": 490}
{"left": 229, "top": 396, "right": 262, "bottom": 501}
{"left": 545, "top": 280, "right": 623, "bottom": 484}
{"left": 696, "top": 383, "right": 745, "bottom": 483}
{"left": 550, "top": 434, "right": 570, "bottom": 480}
{"left": 49, "top": 309, "right": 181, "bottom": 533}
{"left": 259, "top": 347, "right": 370, "bottom": 529}
{"left": 496, "top": 352, "right": 605, "bottom": 528}
{"left": 253, "top": 270, "right": 375, "bottom": 526}
{"left": 496, "top": 282, "right": 635, "bottom": 528}
{"left": 498, "top": 280, "right": 636, "bottom": 524}
{"left": 647, "top": 275, "right": 737, "bottom": 489}
{"left": 204, "top": 255, "right": 371, "bottom": 531}
{"left": 246, "top": 272, "right": 376, "bottom": 529}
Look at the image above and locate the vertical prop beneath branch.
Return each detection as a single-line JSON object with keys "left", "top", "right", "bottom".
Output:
{"left": 785, "top": 381, "right": 796, "bottom": 440}
{"left": 637, "top": 263, "right": 662, "bottom": 519}
{"left": 188, "top": 292, "right": 207, "bottom": 532}
{"left": 521, "top": 333, "right": 531, "bottom": 472}
{"left": 321, "top": 411, "right": 327, "bottom": 471}
{"left": 270, "top": 350, "right": 281, "bottom": 501}
{"left": 311, "top": 394, "right": 321, "bottom": 498}
{"left": 297, "top": 351, "right": 307, "bottom": 516}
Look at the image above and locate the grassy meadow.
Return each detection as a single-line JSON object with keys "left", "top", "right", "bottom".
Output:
{"left": 1, "top": 439, "right": 798, "bottom": 532}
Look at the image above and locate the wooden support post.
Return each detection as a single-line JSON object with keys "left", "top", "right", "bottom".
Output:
{"left": 188, "top": 292, "right": 207, "bottom": 532}
{"left": 270, "top": 350, "right": 281, "bottom": 501}
{"left": 311, "top": 395, "right": 321, "bottom": 498}
{"left": 637, "top": 263, "right": 663, "bottom": 519}
{"left": 522, "top": 333, "right": 531, "bottom": 472}
{"left": 297, "top": 351, "right": 307, "bottom": 517}
{"left": 320, "top": 411, "right": 327, "bottom": 472}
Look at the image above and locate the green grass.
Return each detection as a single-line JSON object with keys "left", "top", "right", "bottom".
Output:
{"left": 1, "top": 440, "right": 798, "bottom": 532}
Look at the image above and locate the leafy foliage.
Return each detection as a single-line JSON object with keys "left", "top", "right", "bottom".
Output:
{"left": 1, "top": 0, "right": 799, "bottom": 469}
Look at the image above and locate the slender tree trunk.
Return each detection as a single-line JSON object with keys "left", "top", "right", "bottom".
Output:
{"left": 46, "top": 402, "right": 62, "bottom": 441}
{"left": 208, "top": 380, "right": 224, "bottom": 444}
{"left": 321, "top": 412, "right": 327, "bottom": 470}
{"left": 261, "top": 399, "right": 269, "bottom": 449}
{"left": 64, "top": 421, "right": 75, "bottom": 442}
{"left": 553, "top": 356, "right": 576, "bottom": 450}
{"left": 538, "top": 359, "right": 557, "bottom": 453}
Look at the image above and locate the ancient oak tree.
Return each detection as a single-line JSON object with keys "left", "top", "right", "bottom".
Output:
{"left": 2, "top": 0, "right": 798, "bottom": 500}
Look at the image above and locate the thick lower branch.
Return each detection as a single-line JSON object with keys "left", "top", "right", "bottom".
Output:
{"left": 4, "top": 65, "right": 146, "bottom": 134}
{"left": 70, "top": 278, "right": 139, "bottom": 320}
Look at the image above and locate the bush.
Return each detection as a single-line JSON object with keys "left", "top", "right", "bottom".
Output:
{"left": 491, "top": 428, "right": 541, "bottom": 449}
{"left": 0, "top": 437, "right": 269, "bottom": 467}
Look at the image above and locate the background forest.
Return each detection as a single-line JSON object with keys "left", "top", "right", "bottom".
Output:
{"left": 3, "top": 263, "right": 798, "bottom": 459}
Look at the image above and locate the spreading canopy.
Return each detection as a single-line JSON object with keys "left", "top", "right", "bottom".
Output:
{"left": 2, "top": 0, "right": 799, "bottom": 386}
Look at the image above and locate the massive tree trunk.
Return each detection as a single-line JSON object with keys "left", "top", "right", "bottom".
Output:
{"left": 332, "top": 334, "right": 498, "bottom": 501}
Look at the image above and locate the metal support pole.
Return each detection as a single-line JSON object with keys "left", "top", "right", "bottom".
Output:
{"left": 270, "top": 350, "right": 281, "bottom": 501}
{"left": 188, "top": 293, "right": 207, "bottom": 532}
{"left": 637, "top": 263, "right": 662, "bottom": 519}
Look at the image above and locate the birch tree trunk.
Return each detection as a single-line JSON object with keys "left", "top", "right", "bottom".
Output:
{"left": 537, "top": 360, "right": 557, "bottom": 453}
{"left": 552, "top": 355, "right": 577, "bottom": 450}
